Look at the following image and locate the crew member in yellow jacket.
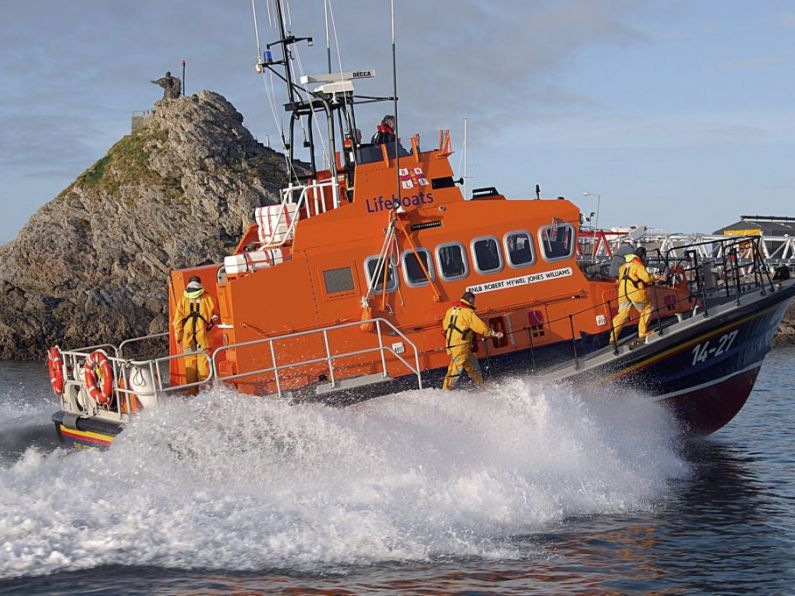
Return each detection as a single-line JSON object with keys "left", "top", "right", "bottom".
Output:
{"left": 173, "top": 275, "right": 218, "bottom": 388}
{"left": 609, "top": 247, "right": 658, "bottom": 346}
{"left": 442, "top": 291, "right": 502, "bottom": 390}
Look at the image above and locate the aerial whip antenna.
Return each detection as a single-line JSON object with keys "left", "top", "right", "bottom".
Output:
{"left": 324, "top": 0, "right": 332, "bottom": 74}
{"left": 463, "top": 117, "right": 468, "bottom": 199}
{"left": 391, "top": 0, "right": 400, "bottom": 208}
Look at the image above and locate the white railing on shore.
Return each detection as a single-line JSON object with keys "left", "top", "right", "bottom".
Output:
{"left": 580, "top": 230, "right": 795, "bottom": 268}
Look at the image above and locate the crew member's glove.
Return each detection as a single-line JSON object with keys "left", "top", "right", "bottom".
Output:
{"left": 491, "top": 330, "right": 504, "bottom": 339}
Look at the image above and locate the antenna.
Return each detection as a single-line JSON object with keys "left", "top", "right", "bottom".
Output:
{"left": 274, "top": 0, "right": 297, "bottom": 106}
{"left": 463, "top": 117, "right": 468, "bottom": 199}
{"left": 324, "top": 0, "right": 332, "bottom": 74}
{"left": 181, "top": 59, "right": 186, "bottom": 96}
{"left": 391, "top": 0, "right": 400, "bottom": 207}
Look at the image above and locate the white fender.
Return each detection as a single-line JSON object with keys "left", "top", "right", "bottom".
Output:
{"left": 128, "top": 365, "right": 158, "bottom": 409}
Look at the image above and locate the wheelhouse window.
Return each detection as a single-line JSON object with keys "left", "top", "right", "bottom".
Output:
{"left": 436, "top": 242, "right": 468, "bottom": 281}
{"left": 471, "top": 236, "right": 503, "bottom": 274}
{"left": 539, "top": 223, "right": 575, "bottom": 261}
{"left": 402, "top": 249, "right": 434, "bottom": 287}
{"left": 364, "top": 256, "right": 397, "bottom": 292}
{"left": 504, "top": 231, "right": 535, "bottom": 268}
{"left": 322, "top": 267, "right": 355, "bottom": 295}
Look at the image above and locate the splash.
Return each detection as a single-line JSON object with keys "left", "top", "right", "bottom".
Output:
{"left": 0, "top": 362, "right": 60, "bottom": 466}
{"left": 0, "top": 378, "right": 687, "bottom": 578}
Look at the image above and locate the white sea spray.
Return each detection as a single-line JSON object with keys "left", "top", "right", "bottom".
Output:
{"left": 0, "top": 378, "right": 688, "bottom": 579}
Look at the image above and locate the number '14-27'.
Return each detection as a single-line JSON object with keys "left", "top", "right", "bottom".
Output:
{"left": 691, "top": 330, "right": 739, "bottom": 366}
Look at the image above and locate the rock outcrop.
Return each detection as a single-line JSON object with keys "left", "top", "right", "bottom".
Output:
{"left": 0, "top": 92, "right": 288, "bottom": 360}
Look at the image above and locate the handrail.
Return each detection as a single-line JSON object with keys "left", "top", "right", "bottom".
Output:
{"left": 211, "top": 317, "right": 422, "bottom": 397}
{"left": 264, "top": 178, "right": 341, "bottom": 249}
{"left": 61, "top": 343, "right": 120, "bottom": 359}
{"left": 118, "top": 332, "right": 169, "bottom": 358}
{"left": 127, "top": 350, "right": 213, "bottom": 394}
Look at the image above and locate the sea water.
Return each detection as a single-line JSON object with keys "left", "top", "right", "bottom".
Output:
{"left": 0, "top": 348, "right": 793, "bottom": 594}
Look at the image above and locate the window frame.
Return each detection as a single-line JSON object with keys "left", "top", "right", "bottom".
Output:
{"left": 503, "top": 230, "right": 536, "bottom": 269}
{"left": 470, "top": 235, "right": 504, "bottom": 275}
{"left": 401, "top": 248, "right": 435, "bottom": 288}
{"left": 363, "top": 255, "right": 398, "bottom": 293}
{"left": 321, "top": 266, "right": 357, "bottom": 297}
{"left": 538, "top": 223, "right": 576, "bottom": 263}
{"left": 435, "top": 241, "right": 469, "bottom": 281}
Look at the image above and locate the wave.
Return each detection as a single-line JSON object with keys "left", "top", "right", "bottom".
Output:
{"left": 0, "top": 377, "right": 688, "bottom": 578}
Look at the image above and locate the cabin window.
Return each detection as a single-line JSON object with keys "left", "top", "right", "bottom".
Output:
{"left": 436, "top": 242, "right": 469, "bottom": 281}
{"left": 539, "top": 223, "right": 575, "bottom": 261}
{"left": 504, "top": 231, "right": 535, "bottom": 268}
{"left": 364, "top": 256, "right": 397, "bottom": 293}
{"left": 471, "top": 236, "right": 503, "bottom": 274}
{"left": 323, "top": 267, "right": 355, "bottom": 295}
{"left": 402, "top": 249, "right": 434, "bottom": 287}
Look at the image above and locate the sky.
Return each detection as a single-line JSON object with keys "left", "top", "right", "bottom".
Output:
{"left": 1, "top": 0, "right": 794, "bottom": 243}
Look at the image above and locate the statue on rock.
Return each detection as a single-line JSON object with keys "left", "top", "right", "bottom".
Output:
{"left": 151, "top": 71, "right": 182, "bottom": 100}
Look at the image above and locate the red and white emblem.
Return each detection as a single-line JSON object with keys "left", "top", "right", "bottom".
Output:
{"left": 399, "top": 167, "right": 429, "bottom": 190}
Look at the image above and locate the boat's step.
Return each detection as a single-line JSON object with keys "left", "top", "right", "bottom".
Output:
{"left": 315, "top": 373, "right": 391, "bottom": 395}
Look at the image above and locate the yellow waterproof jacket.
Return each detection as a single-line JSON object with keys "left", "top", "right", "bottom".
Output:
{"left": 442, "top": 300, "right": 492, "bottom": 353}
{"left": 173, "top": 290, "right": 216, "bottom": 350}
{"left": 617, "top": 256, "right": 654, "bottom": 304}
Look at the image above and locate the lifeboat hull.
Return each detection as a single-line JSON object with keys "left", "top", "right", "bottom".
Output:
{"left": 52, "top": 410, "right": 121, "bottom": 449}
{"left": 51, "top": 280, "right": 794, "bottom": 448}
{"left": 526, "top": 280, "right": 795, "bottom": 435}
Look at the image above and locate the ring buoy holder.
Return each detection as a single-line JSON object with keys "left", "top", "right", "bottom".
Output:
{"left": 47, "top": 346, "right": 65, "bottom": 396}
{"left": 83, "top": 349, "right": 115, "bottom": 406}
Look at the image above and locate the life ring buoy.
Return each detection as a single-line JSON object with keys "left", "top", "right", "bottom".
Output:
{"left": 47, "top": 346, "right": 65, "bottom": 396}
{"left": 83, "top": 350, "right": 114, "bottom": 406}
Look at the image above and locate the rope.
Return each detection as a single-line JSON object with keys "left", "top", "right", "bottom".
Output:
{"left": 251, "top": 0, "right": 262, "bottom": 60}
{"left": 362, "top": 212, "right": 398, "bottom": 304}
{"left": 265, "top": 0, "right": 273, "bottom": 27}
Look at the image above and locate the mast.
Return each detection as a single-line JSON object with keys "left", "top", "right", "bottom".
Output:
{"left": 324, "top": 0, "right": 332, "bottom": 74}
{"left": 256, "top": 1, "right": 396, "bottom": 193}
{"left": 275, "top": 0, "right": 297, "bottom": 107}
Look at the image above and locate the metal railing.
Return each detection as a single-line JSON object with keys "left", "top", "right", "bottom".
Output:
{"left": 211, "top": 317, "right": 422, "bottom": 397}
{"left": 56, "top": 343, "right": 214, "bottom": 420}
{"left": 482, "top": 235, "right": 779, "bottom": 376}
{"left": 118, "top": 331, "right": 169, "bottom": 358}
{"left": 264, "top": 177, "right": 341, "bottom": 249}
{"left": 659, "top": 235, "right": 774, "bottom": 312}
{"left": 58, "top": 315, "right": 423, "bottom": 418}
{"left": 578, "top": 228, "right": 795, "bottom": 270}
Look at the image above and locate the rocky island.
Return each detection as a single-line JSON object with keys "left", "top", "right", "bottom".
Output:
{"left": 0, "top": 92, "right": 287, "bottom": 360}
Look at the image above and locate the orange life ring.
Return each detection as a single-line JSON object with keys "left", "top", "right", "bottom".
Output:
{"left": 83, "top": 350, "right": 114, "bottom": 405}
{"left": 47, "top": 346, "right": 65, "bottom": 396}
